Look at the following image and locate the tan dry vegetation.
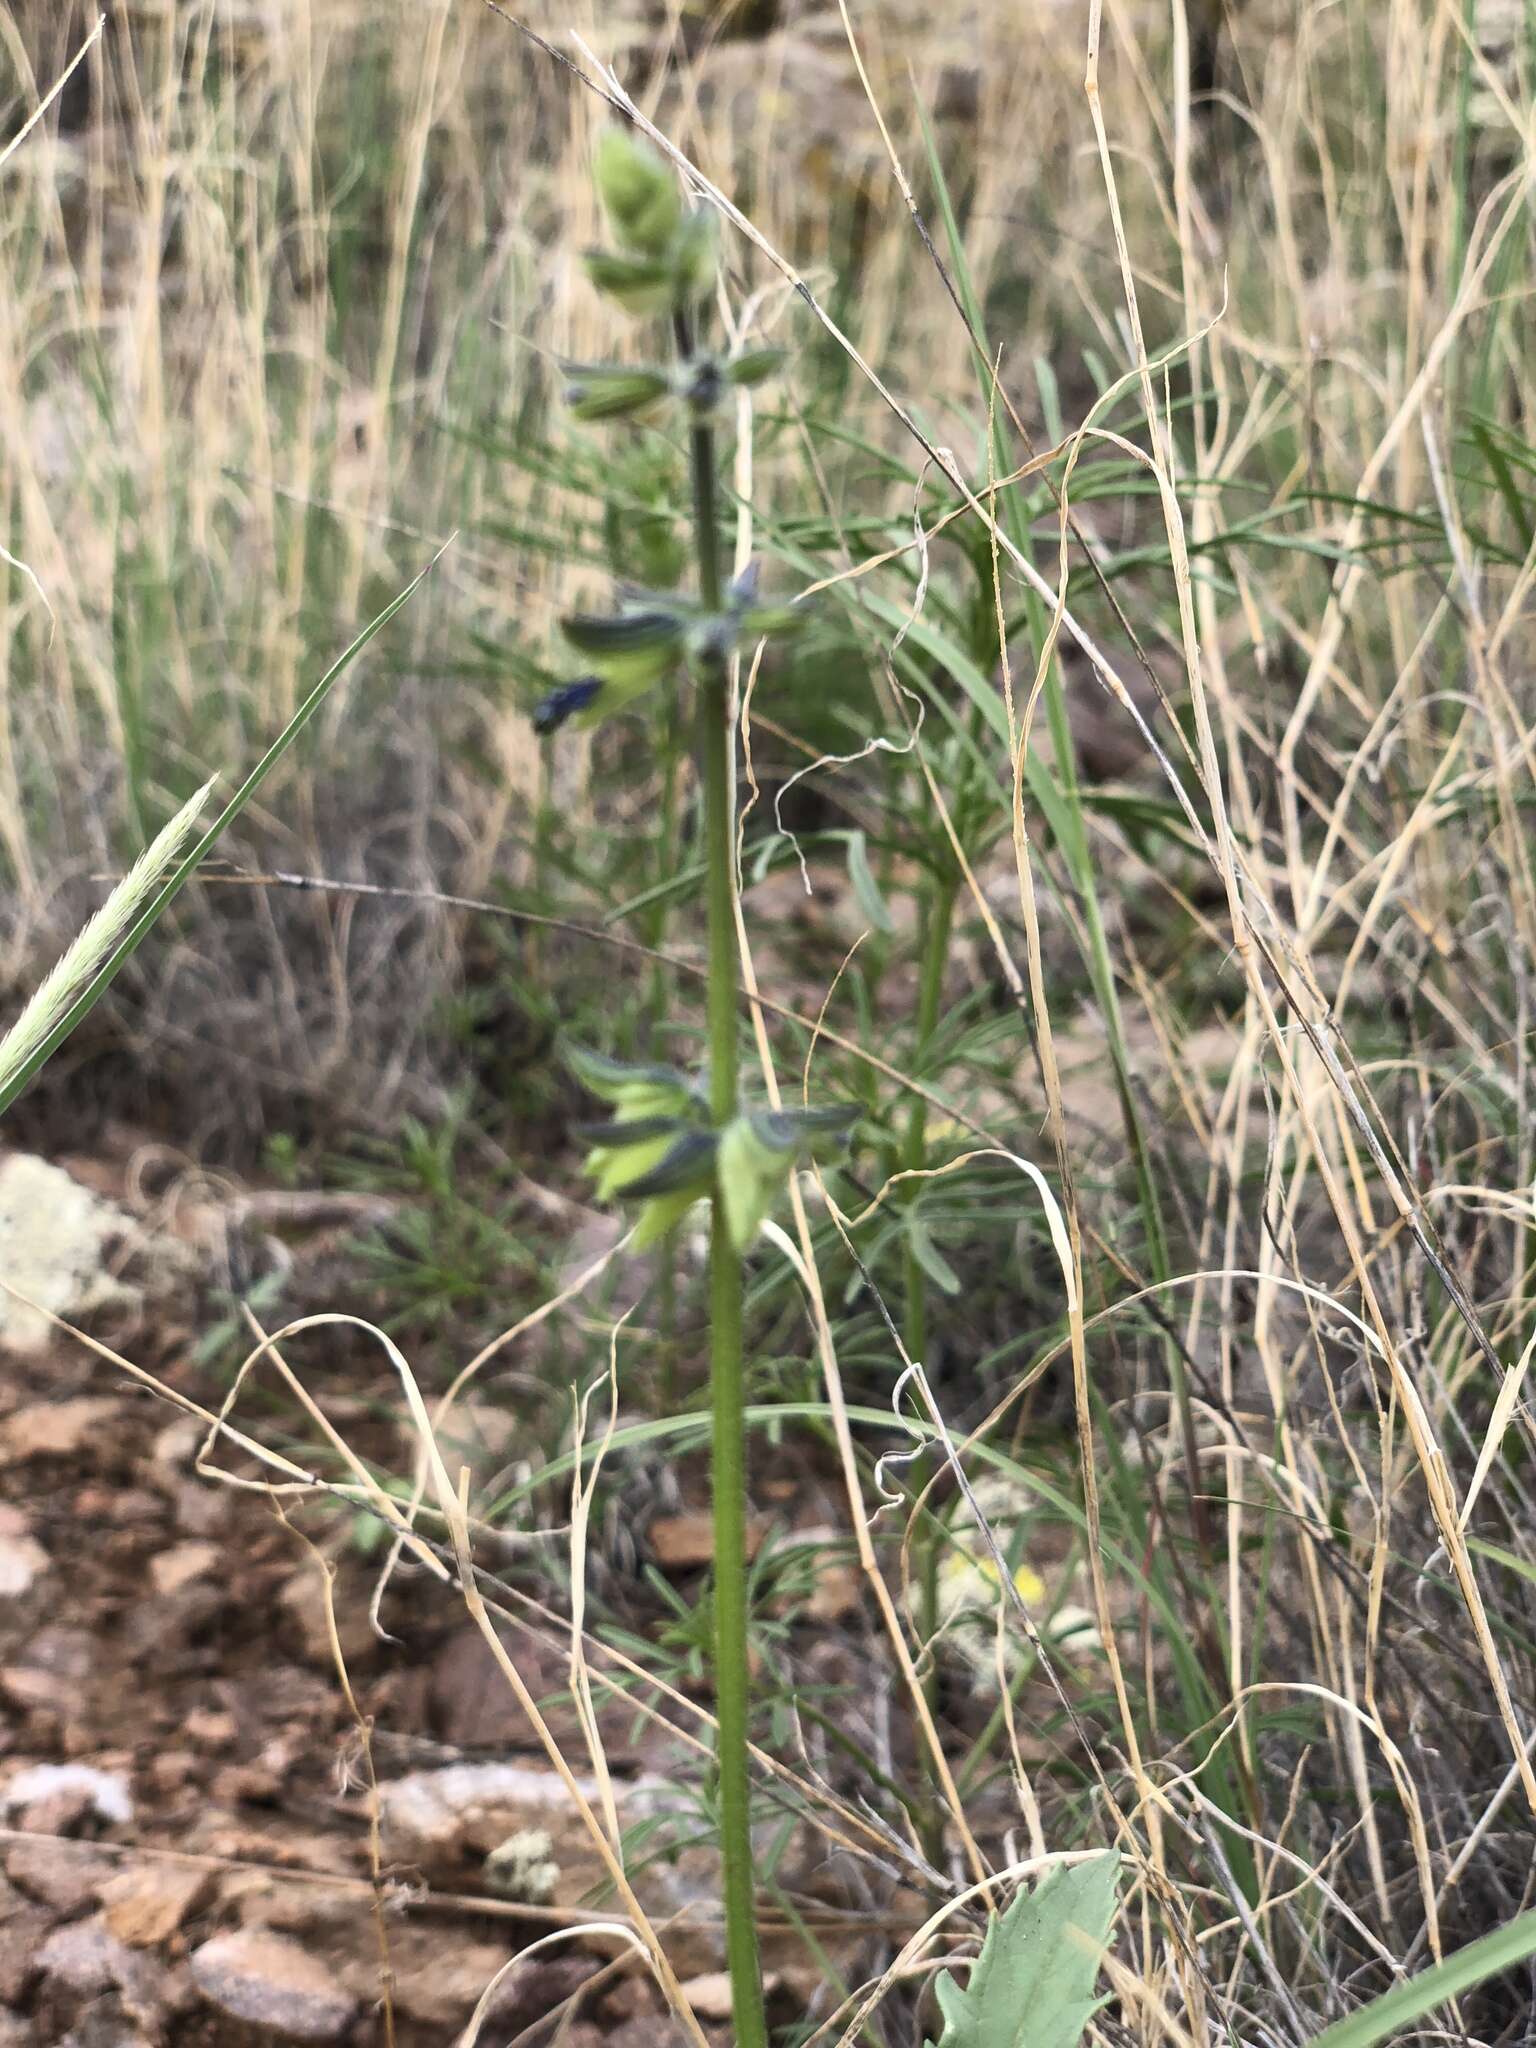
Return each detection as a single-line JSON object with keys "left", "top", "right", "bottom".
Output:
{"left": 4, "top": 1, "right": 1536, "bottom": 2045}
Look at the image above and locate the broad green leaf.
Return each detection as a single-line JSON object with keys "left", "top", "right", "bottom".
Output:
{"left": 924, "top": 1853, "right": 1119, "bottom": 2048}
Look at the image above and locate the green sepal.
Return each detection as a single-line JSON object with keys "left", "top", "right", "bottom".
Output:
{"left": 717, "top": 1117, "right": 779, "bottom": 1252}
{"left": 585, "top": 1127, "right": 680, "bottom": 1202}
{"left": 572, "top": 1114, "right": 688, "bottom": 1148}
{"left": 750, "top": 1103, "right": 860, "bottom": 1146}
{"left": 564, "top": 1043, "right": 697, "bottom": 1112}
{"left": 566, "top": 1048, "right": 711, "bottom": 1207}
{"left": 737, "top": 603, "right": 804, "bottom": 640}
{"left": 632, "top": 1187, "right": 705, "bottom": 1250}
{"left": 725, "top": 347, "right": 785, "bottom": 388}
{"left": 670, "top": 209, "right": 719, "bottom": 303}
{"left": 583, "top": 247, "right": 678, "bottom": 317}
{"left": 717, "top": 1103, "right": 859, "bottom": 1250}
{"left": 559, "top": 607, "right": 687, "bottom": 702}
{"left": 611, "top": 1127, "right": 719, "bottom": 1200}
{"left": 610, "top": 1130, "right": 720, "bottom": 1248}
{"left": 562, "top": 362, "right": 671, "bottom": 423}
{"left": 593, "top": 128, "right": 682, "bottom": 258}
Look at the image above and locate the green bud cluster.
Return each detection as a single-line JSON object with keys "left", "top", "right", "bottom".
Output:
{"left": 561, "top": 345, "right": 783, "bottom": 425}
{"left": 533, "top": 128, "right": 796, "bottom": 739}
{"left": 536, "top": 561, "right": 802, "bottom": 733}
{"left": 586, "top": 127, "right": 719, "bottom": 317}
{"left": 567, "top": 1046, "right": 857, "bottom": 1251}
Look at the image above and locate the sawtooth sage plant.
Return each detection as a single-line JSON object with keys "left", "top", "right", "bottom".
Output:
{"left": 536, "top": 126, "right": 856, "bottom": 2048}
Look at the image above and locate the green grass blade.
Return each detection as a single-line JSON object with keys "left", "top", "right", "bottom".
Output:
{"left": 0, "top": 549, "right": 444, "bottom": 1118}
{"left": 0, "top": 779, "right": 215, "bottom": 1107}
{"left": 1304, "top": 1908, "right": 1536, "bottom": 2048}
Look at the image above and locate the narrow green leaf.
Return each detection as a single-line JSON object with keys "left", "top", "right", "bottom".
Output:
{"left": 1303, "top": 1907, "right": 1536, "bottom": 2048}
{"left": 907, "top": 1217, "right": 962, "bottom": 1299}
{"left": 1470, "top": 418, "right": 1536, "bottom": 553}
{"left": 846, "top": 830, "right": 896, "bottom": 934}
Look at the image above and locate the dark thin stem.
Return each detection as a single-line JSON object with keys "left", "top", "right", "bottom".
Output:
{"left": 677, "top": 300, "right": 768, "bottom": 2048}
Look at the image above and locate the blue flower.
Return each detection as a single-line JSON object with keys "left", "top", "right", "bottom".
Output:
{"left": 533, "top": 675, "right": 604, "bottom": 735}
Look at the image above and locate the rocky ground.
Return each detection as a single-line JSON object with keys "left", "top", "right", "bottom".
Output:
{"left": 0, "top": 1148, "right": 758, "bottom": 2048}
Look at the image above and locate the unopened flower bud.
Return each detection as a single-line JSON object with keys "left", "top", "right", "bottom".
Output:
{"left": 593, "top": 127, "right": 682, "bottom": 257}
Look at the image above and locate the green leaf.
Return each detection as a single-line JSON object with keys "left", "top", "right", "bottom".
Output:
{"left": 846, "top": 830, "right": 895, "bottom": 934}
{"left": 1302, "top": 1905, "right": 1536, "bottom": 2048}
{"left": 907, "top": 1217, "right": 961, "bottom": 1298}
{"left": 924, "top": 1854, "right": 1119, "bottom": 2048}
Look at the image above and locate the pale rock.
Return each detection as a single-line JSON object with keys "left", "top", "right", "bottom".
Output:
{"left": 190, "top": 1929, "right": 357, "bottom": 2042}
{"left": 680, "top": 1970, "right": 737, "bottom": 2020}
{"left": 650, "top": 1511, "right": 766, "bottom": 1569}
{"left": 483, "top": 1827, "right": 558, "bottom": 1904}
{"left": 380, "top": 1761, "right": 593, "bottom": 1857}
{"left": 148, "top": 1543, "right": 219, "bottom": 1598}
{"left": 98, "top": 1859, "right": 213, "bottom": 1946}
{"left": 6, "top": 1835, "right": 115, "bottom": 1912}
{"left": 0, "top": 1398, "right": 123, "bottom": 1464}
{"left": 36, "top": 1915, "right": 154, "bottom": 2003}
{"left": 0, "top": 1527, "right": 48, "bottom": 1598}
{"left": 0, "top": 1764, "right": 132, "bottom": 1826}
{"left": 0, "top": 1154, "right": 142, "bottom": 1352}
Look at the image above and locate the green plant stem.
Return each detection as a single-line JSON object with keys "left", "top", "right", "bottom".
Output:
{"left": 902, "top": 872, "right": 957, "bottom": 1366}
{"left": 678, "top": 305, "right": 769, "bottom": 2048}
{"left": 904, "top": 870, "right": 957, "bottom": 1869}
{"left": 649, "top": 731, "right": 683, "bottom": 1414}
